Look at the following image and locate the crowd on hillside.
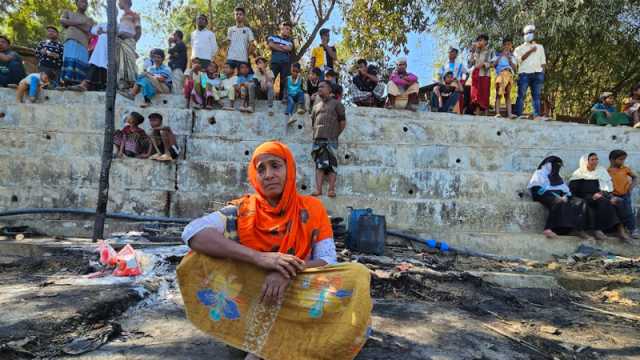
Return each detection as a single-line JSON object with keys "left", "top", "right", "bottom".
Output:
{"left": 1, "top": 0, "right": 640, "bottom": 236}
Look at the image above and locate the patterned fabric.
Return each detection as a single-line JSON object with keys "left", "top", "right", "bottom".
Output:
{"left": 117, "top": 37, "right": 138, "bottom": 88}
{"left": 36, "top": 40, "right": 64, "bottom": 69}
{"left": 61, "top": 39, "right": 89, "bottom": 83}
{"left": 113, "top": 125, "right": 149, "bottom": 156}
{"left": 312, "top": 139, "right": 338, "bottom": 173}
{"left": 177, "top": 255, "right": 372, "bottom": 360}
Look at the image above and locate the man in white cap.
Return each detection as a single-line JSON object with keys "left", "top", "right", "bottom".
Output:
{"left": 514, "top": 24, "right": 547, "bottom": 120}
{"left": 386, "top": 57, "right": 419, "bottom": 111}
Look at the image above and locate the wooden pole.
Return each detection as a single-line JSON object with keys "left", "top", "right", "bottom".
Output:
{"left": 93, "top": 0, "right": 118, "bottom": 242}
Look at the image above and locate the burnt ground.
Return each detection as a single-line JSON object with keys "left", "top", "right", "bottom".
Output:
{"left": 0, "top": 238, "right": 639, "bottom": 359}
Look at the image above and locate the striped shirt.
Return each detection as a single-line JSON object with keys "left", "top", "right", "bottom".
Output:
{"left": 267, "top": 34, "right": 293, "bottom": 64}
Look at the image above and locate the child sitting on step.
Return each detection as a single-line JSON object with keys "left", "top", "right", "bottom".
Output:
{"left": 141, "top": 113, "right": 180, "bottom": 161}
{"left": 219, "top": 63, "right": 237, "bottom": 110}
{"left": 113, "top": 112, "right": 149, "bottom": 158}
{"left": 16, "top": 71, "right": 51, "bottom": 103}
{"left": 234, "top": 63, "right": 255, "bottom": 113}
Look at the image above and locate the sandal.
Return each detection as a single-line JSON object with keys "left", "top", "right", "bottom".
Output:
{"left": 327, "top": 190, "right": 337, "bottom": 198}
{"left": 155, "top": 153, "right": 173, "bottom": 162}
{"left": 311, "top": 190, "right": 322, "bottom": 197}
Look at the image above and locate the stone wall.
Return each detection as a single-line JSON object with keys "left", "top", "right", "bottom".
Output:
{"left": 1, "top": 88, "right": 640, "bottom": 259}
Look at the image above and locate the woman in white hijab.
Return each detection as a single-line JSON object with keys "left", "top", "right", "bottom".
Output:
{"left": 569, "top": 153, "right": 630, "bottom": 241}
{"left": 528, "top": 156, "right": 588, "bottom": 239}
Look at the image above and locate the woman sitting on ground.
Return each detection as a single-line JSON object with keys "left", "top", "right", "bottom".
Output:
{"left": 120, "top": 48, "right": 171, "bottom": 107}
{"left": 178, "top": 141, "right": 372, "bottom": 360}
{"left": 528, "top": 156, "right": 589, "bottom": 239}
{"left": 568, "top": 153, "right": 631, "bottom": 242}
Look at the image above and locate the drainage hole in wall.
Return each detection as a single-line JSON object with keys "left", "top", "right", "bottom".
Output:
{"left": 298, "top": 124, "right": 303, "bottom": 130}
{"left": 518, "top": 192, "right": 525, "bottom": 199}
{"left": 244, "top": 150, "right": 250, "bottom": 156}
{"left": 345, "top": 154, "right": 351, "bottom": 160}
{"left": 497, "top": 131, "right": 502, "bottom": 136}
{"left": 402, "top": 126, "right": 408, "bottom": 132}
{"left": 301, "top": 184, "right": 308, "bottom": 191}
{"left": 408, "top": 189, "right": 414, "bottom": 195}
{"left": 0, "top": 112, "right": 5, "bottom": 118}
{"left": 11, "top": 195, "right": 18, "bottom": 202}
{"left": 455, "top": 158, "right": 461, "bottom": 164}
{"left": 45, "top": 134, "right": 51, "bottom": 140}
{"left": 208, "top": 116, "right": 216, "bottom": 125}
{"left": 163, "top": 100, "right": 168, "bottom": 104}
{"left": 612, "top": 135, "right": 617, "bottom": 141}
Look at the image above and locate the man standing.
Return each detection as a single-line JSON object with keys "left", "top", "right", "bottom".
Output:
{"left": 267, "top": 21, "right": 294, "bottom": 100}
{"left": 311, "top": 80, "right": 346, "bottom": 198}
{"left": 168, "top": 30, "right": 187, "bottom": 94}
{"left": 191, "top": 14, "right": 218, "bottom": 68}
{"left": 438, "top": 47, "right": 467, "bottom": 83}
{"left": 36, "top": 26, "right": 64, "bottom": 88}
{"left": 60, "top": 0, "right": 95, "bottom": 86}
{"left": 386, "top": 58, "right": 419, "bottom": 111}
{"left": 310, "top": 28, "right": 337, "bottom": 76}
{"left": 514, "top": 24, "right": 547, "bottom": 120}
{"left": 226, "top": 7, "right": 255, "bottom": 70}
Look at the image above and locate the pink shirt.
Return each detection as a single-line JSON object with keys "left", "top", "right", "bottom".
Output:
{"left": 390, "top": 71, "right": 418, "bottom": 88}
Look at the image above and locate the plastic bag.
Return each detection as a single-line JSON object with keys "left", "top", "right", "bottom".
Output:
{"left": 98, "top": 240, "right": 118, "bottom": 267}
{"left": 112, "top": 244, "right": 142, "bottom": 277}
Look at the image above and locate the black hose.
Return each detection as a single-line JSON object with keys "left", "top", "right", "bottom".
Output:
{"left": 0, "top": 208, "right": 191, "bottom": 224}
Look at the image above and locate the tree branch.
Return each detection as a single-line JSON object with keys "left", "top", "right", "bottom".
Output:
{"left": 294, "top": 0, "right": 336, "bottom": 62}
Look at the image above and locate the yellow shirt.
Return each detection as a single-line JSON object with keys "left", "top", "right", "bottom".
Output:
{"left": 311, "top": 46, "right": 326, "bottom": 68}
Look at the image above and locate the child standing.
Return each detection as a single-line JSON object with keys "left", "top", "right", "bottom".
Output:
{"left": 113, "top": 112, "right": 149, "bottom": 158}
{"left": 608, "top": 150, "right": 639, "bottom": 238}
{"left": 306, "top": 67, "right": 321, "bottom": 111}
{"left": 234, "top": 63, "right": 255, "bottom": 113}
{"left": 141, "top": 113, "right": 180, "bottom": 162}
{"left": 16, "top": 72, "right": 51, "bottom": 103}
{"left": 285, "top": 62, "right": 306, "bottom": 124}
{"left": 492, "top": 37, "right": 516, "bottom": 118}
{"left": 469, "top": 34, "right": 491, "bottom": 116}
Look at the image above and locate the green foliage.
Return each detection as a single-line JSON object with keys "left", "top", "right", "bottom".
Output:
{"left": 429, "top": 0, "right": 640, "bottom": 116}
{"left": 0, "top": 0, "right": 76, "bottom": 47}
{"left": 340, "top": 0, "right": 430, "bottom": 62}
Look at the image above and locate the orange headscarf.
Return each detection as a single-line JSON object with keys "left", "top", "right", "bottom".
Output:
{"left": 230, "top": 141, "right": 314, "bottom": 259}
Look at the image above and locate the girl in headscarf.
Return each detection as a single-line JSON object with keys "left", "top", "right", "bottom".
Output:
{"left": 528, "top": 156, "right": 588, "bottom": 239}
{"left": 178, "top": 141, "right": 372, "bottom": 360}
{"left": 569, "top": 153, "right": 631, "bottom": 241}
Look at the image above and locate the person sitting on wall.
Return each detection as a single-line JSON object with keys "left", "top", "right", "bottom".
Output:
{"left": 253, "top": 57, "right": 275, "bottom": 115}
{"left": 139, "top": 113, "right": 180, "bottom": 162}
{"left": 386, "top": 57, "right": 419, "bottom": 111}
{"left": 528, "top": 156, "right": 589, "bottom": 239}
{"left": 591, "top": 92, "right": 630, "bottom": 126}
{"left": 569, "top": 153, "right": 631, "bottom": 242}
{"left": 234, "top": 62, "right": 256, "bottom": 113}
{"left": 0, "top": 35, "right": 26, "bottom": 87}
{"left": 351, "top": 59, "right": 385, "bottom": 107}
{"left": 120, "top": 48, "right": 172, "bottom": 108}
{"left": 178, "top": 141, "right": 372, "bottom": 360}
{"left": 431, "top": 71, "right": 462, "bottom": 113}
{"left": 113, "top": 112, "right": 149, "bottom": 158}
{"left": 623, "top": 82, "right": 640, "bottom": 128}
{"left": 16, "top": 71, "right": 52, "bottom": 103}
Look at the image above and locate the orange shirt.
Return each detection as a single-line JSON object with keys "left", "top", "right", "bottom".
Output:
{"left": 608, "top": 166, "right": 633, "bottom": 196}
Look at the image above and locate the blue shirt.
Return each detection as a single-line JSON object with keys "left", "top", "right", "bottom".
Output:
{"left": 438, "top": 61, "right": 467, "bottom": 81}
{"left": 287, "top": 75, "right": 303, "bottom": 96}
{"left": 492, "top": 52, "right": 516, "bottom": 74}
{"left": 267, "top": 34, "right": 293, "bottom": 64}
{"left": 236, "top": 74, "right": 254, "bottom": 85}
{"left": 147, "top": 64, "right": 173, "bottom": 87}
{"left": 592, "top": 103, "right": 617, "bottom": 112}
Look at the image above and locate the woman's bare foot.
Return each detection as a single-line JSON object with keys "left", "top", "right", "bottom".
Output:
{"left": 543, "top": 229, "right": 558, "bottom": 239}
{"left": 593, "top": 230, "right": 608, "bottom": 241}
{"left": 327, "top": 189, "right": 336, "bottom": 198}
{"left": 617, "top": 226, "right": 632, "bottom": 242}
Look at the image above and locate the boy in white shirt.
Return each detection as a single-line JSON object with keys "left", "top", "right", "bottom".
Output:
{"left": 225, "top": 7, "right": 255, "bottom": 70}
{"left": 190, "top": 14, "right": 218, "bottom": 68}
{"left": 514, "top": 24, "right": 547, "bottom": 120}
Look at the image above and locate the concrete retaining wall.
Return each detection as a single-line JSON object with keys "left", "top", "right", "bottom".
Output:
{"left": 1, "top": 88, "right": 639, "bottom": 259}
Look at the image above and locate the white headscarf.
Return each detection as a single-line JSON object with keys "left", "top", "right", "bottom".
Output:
{"left": 527, "top": 163, "right": 571, "bottom": 195}
{"left": 569, "top": 155, "right": 614, "bottom": 192}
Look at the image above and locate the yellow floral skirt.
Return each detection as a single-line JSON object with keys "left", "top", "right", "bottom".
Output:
{"left": 177, "top": 253, "right": 372, "bottom": 360}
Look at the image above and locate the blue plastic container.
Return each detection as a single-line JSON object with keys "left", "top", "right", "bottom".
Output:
{"left": 346, "top": 207, "right": 386, "bottom": 255}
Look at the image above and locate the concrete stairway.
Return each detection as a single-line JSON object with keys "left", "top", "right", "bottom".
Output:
{"left": 1, "top": 88, "right": 639, "bottom": 260}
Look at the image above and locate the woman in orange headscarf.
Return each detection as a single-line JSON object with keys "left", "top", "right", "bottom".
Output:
{"left": 177, "top": 141, "right": 372, "bottom": 360}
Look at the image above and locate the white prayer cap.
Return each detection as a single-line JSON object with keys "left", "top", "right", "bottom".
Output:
{"left": 396, "top": 57, "right": 408, "bottom": 65}
{"left": 523, "top": 24, "right": 536, "bottom": 34}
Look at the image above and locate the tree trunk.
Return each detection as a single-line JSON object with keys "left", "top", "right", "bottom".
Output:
{"left": 92, "top": 0, "right": 118, "bottom": 242}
